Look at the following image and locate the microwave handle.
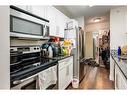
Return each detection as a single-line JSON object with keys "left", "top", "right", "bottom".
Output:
{"left": 43, "top": 23, "right": 46, "bottom": 37}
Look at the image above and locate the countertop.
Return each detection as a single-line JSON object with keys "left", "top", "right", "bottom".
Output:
{"left": 52, "top": 55, "right": 73, "bottom": 61}
{"left": 111, "top": 53, "right": 127, "bottom": 80}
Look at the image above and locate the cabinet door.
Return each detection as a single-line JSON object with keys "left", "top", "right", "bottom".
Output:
{"left": 59, "top": 64, "right": 73, "bottom": 89}
{"left": 67, "top": 63, "right": 73, "bottom": 84}
{"left": 44, "top": 6, "right": 48, "bottom": 20}
{"left": 47, "top": 6, "right": 57, "bottom": 37}
{"left": 47, "top": 6, "right": 69, "bottom": 37}
{"left": 115, "top": 65, "right": 127, "bottom": 89}
{"left": 31, "top": 6, "right": 45, "bottom": 18}
{"left": 59, "top": 13, "right": 66, "bottom": 38}
{"left": 14, "top": 5, "right": 45, "bottom": 17}
{"left": 58, "top": 56, "right": 73, "bottom": 89}
{"left": 55, "top": 9, "right": 65, "bottom": 38}
{"left": 59, "top": 67, "right": 68, "bottom": 89}
{"left": 120, "top": 73, "right": 127, "bottom": 89}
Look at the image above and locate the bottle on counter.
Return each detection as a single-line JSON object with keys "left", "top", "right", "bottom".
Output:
{"left": 118, "top": 46, "right": 121, "bottom": 56}
{"left": 48, "top": 45, "right": 53, "bottom": 58}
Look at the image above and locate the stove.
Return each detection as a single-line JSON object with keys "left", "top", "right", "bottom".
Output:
{"left": 10, "top": 45, "right": 58, "bottom": 88}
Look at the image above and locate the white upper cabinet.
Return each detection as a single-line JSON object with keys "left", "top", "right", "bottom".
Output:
{"left": 14, "top": 5, "right": 46, "bottom": 19}
{"left": 31, "top": 6, "right": 45, "bottom": 18}
{"left": 56, "top": 9, "right": 65, "bottom": 38}
{"left": 14, "top": 5, "right": 69, "bottom": 38}
{"left": 47, "top": 6, "right": 69, "bottom": 38}
{"left": 47, "top": 6, "right": 57, "bottom": 37}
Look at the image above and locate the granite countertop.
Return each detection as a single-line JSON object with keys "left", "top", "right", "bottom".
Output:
{"left": 111, "top": 54, "right": 127, "bottom": 80}
{"left": 52, "top": 54, "right": 73, "bottom": 61}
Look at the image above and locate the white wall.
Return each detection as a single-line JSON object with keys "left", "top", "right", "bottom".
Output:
{"left": 110, "top": 7, "right": 127, "bottom": 81}
{"left": 85, "top": 32, "right": 93, "bottom": 59}
{"left": 110, "top": 7, "right": 127, "bottom": 49}
{"left": 85, "top": 21, "right": 109, "bottom": 32}
{"left": 85, "top": 15, "right": 110, "bottom": 32}
{"left": 75, "top": 16, "right": 85, "bottom": 30}
{"left": 0, "top": 6, "right": 10, "bottom": 89}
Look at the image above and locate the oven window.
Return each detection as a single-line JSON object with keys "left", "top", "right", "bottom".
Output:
{"left": 11, "top": 16, "right": 43, "bottom": 36}
{"left": 21, "top": 80, "right": 36, "bottom": 90}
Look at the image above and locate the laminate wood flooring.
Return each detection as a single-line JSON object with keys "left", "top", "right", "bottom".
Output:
{"left": 67, "top": 67, "right": 114, "bottom": 90}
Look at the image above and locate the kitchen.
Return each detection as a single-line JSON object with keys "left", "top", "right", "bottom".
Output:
{"left": 0, "top": 5, "right": 127, "bottom": 90}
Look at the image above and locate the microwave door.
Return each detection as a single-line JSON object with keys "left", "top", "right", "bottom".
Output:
{"left": 10, "top": 7, "right": 49, "bottom": 40}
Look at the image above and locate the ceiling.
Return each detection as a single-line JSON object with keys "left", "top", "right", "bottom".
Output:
{"left": 55, "top": 6, "right": 120, "bottom": 18}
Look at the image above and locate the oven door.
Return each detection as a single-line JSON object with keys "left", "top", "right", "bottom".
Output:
{"left": 10, "top": 15, "right": 44, "bottom": 39}
{"left": 11, "top": 76, "right": 37, "bottom": 90}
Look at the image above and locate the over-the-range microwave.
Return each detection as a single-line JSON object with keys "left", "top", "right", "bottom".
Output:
{"left": 10, "top": 6, "right": 50, "bottom": 39}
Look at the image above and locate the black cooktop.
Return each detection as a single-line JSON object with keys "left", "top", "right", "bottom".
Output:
{"left": 10, "top": 57, "right": 58, "bottom": 87}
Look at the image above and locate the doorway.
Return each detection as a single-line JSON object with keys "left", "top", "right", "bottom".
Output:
{"left": 92, "top": 30, "right": 110, "bottom": 69}
{"left": 99, "top": 30, "right": 110, "bottom": 69}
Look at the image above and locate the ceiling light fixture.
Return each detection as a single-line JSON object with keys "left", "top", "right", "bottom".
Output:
{"left": 93, "top": 17, "right": 101, "bottom": 22}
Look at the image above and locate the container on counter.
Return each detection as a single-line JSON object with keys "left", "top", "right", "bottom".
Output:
{"left": 48, "top": 45, "right": 53, "bottom": 58}
{"left": 118, "top": 46, "right": 121, "bottom": 56}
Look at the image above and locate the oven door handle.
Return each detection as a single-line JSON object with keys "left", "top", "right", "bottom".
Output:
{"left": 13, "top": 73, "right": 38, "bottom": 85}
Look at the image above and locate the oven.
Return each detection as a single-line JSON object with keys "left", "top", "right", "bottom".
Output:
{"left": 10, "top": 45, "right": 58, "bottom": 90}
{"left": 10, "top": 45, "right": 41, "bottom": 89}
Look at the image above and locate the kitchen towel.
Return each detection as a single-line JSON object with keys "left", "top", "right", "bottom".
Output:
{"left": 37, "top": 65, "right": 57, "bottom": 89}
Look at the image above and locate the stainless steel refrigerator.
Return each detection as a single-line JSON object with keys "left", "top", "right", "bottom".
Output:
{"left": 65, "top": 19, "right": 85, "bottom": 82}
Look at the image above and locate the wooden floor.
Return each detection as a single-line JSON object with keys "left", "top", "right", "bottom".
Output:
{"left": 67, "top": 67, "right": 114, "bottom": 90}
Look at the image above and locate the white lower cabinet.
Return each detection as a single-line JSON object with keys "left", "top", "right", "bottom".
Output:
{"left": 115, "top": 64, "right": 127, "bottom": 89}
{"left": 58, "top": 56, "right": 73, "bottom": 89}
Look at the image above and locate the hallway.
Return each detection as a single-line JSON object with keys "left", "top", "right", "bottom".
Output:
{"left": 68, "top": 67, "right": 114, "bottom": 89}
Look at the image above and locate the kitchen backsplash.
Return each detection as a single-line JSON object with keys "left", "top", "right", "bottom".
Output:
{"left": 10, "top": 38, "right": 48, "bottom": 46}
